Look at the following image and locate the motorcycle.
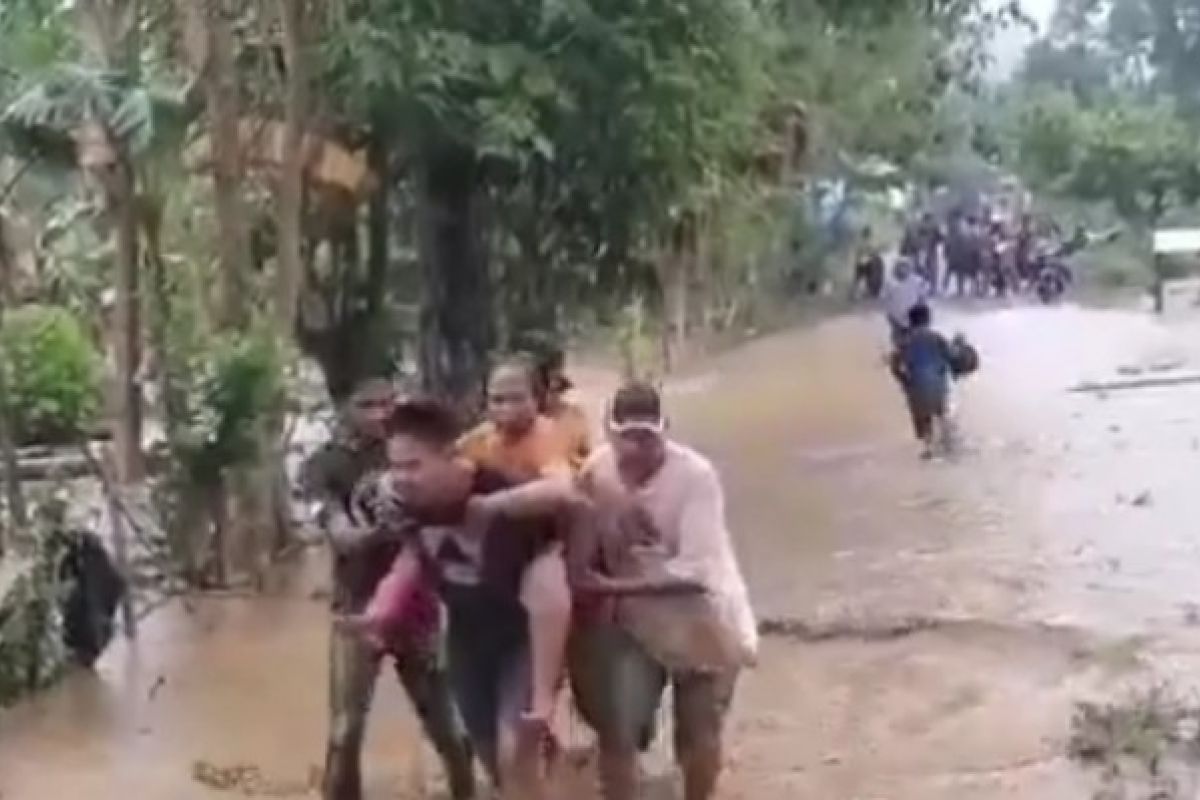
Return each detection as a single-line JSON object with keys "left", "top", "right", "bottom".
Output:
{"left": 1034, "top": 254, "right": 1072, "bottom": 304}
{"left": 1031, "top": 226, "right": 1120, "bottom": 304}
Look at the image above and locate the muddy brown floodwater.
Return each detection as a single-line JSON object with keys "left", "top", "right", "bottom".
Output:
{"left": 8, "top": 303, "right": 1200, "bottom": 799}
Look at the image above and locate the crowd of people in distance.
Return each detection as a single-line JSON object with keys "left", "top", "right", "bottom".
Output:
{"left": 851, "top": 207, "right": 1107, "bottom": 303}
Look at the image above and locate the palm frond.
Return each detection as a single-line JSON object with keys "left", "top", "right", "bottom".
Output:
{"left": 2, "top": 63, "right": 194, "bottom": 167}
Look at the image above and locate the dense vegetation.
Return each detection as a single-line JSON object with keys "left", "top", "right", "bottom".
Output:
{"left": 0, "top": 0, "right": 1016, "bottom": 583}
{"left": 990, "top": 0, "right": 1200, "bottom": 285}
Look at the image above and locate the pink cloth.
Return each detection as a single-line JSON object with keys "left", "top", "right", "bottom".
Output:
{"left": 366, "top": 557, "right": 440, "bottom": 650}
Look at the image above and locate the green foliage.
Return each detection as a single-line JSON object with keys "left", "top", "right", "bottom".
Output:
{"left": 0, "top": 560, "right": 66, "bottom": 705}
{"left": 323, "top": 0, "right": 772, "bottom": 289}
{"left": 2, "top": 63, "right": 189, "bottom": 168}
{"left": 1009, "top": 87, "right": 1086, "bottom": 184}
{"left": 173, "top": 331, "right": 284, "bottom": 487}
{"left": 0, "top": 502, "right": 74, "bottom": 706}
{"left": 1067, "top": 98, "right": 1200, "bottom": 223}
{"left": 1005, "top": 87, "right": 1200, "bottom": 226}
{"left": 0, "top": 304, "right": 102, "bottom": 446}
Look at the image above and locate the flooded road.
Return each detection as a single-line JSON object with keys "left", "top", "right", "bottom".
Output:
{"left": 6, "top": 303, "right": 1200, "bottom": 798}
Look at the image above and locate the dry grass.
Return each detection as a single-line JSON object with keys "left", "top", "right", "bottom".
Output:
{"left": 1069, "top": 687, "right": 1200, "bottom": 800}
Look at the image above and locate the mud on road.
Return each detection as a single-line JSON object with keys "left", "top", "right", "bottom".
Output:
{"left": 6, "top": 304, "right": 1200, "bottom": 798}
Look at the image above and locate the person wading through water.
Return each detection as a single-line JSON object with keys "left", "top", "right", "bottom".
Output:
{"left": 300, "top": 380, "right": 475, "bottom": 800}
{"left": 352, "top": 397, "right": 595, "bottom": 799}
{"left": 881, "top": 257, "right": 928, "bottom": 345}
{"left": 890, "top": 304, "right": 956, "bottom": 459}
{"left": 850, "top": 226, "right": 885, "bottom": 301}
{"left": 354, "top": 356, "right": 579, "bottom": 756}
{"left": 570, "top": 381, "right": 758, "bottom": 800}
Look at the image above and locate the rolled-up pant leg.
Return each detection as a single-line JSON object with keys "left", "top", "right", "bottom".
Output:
{"left": 394, "top": 647, "right": 477, "bottom": 799}
{"left": 323, "top": 625, "right": 381, "bottom": 800}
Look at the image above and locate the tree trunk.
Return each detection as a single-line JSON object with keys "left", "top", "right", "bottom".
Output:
{"left": 657, "top": 216, "right": 695, "bottom": 371}
{"left": 0, "top": 214, "right": 26, "bottom": 549}
{"left": 176, "top": 0, "right": 259, "bottom": 584}
{"left": 274, "top": 0, "right": 307, "bottom": 338}
{"left": 177, "top": 0, "right": 252, "bottom": 330}
{"left": 365, "top": 132, "right": 389, "bottom": 320}
{"left": 142, "top": 197, "right": 185, "bottom": 437}
{"left": 109, "top": 160, "right": 144, "bottom": 482}
{"left": 416, "top": 146, "right": 493, "bottom": 417}
{"left": 77, "top": 0, "right": 145, "bottom": 482}
{"left": 263, "top": 0, "right": 310, "bottom": 557}
{"left": 508, "top": 224, "right": 559, "bottom": 345}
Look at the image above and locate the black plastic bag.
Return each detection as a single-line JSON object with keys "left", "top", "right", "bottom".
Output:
{"left": 59, "top": 531, "right": 126, "bottom": 668}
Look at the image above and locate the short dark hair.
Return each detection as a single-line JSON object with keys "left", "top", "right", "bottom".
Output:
{"left": 908, "top": 303, "right": 932, "bottom": 328}
{"left": 385, "top": 397, "right": 461, "bottom": 449}
{"left": 611, "top": 380, "right": 663, "bottom": 423}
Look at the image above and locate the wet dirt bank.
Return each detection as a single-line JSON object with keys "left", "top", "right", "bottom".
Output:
{"left": 6, "top": 302, "right": 1200, "bottom": 798}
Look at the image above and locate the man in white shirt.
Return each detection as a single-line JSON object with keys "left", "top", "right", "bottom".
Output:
{"left": 881, "top": 257, "right": 928, "bottom": 343}
{"left": 570, "top": 381, "right": 757, "bottom": 800}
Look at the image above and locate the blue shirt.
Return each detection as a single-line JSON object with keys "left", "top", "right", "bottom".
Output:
{"left": 898, "top": 328, "right": 951, "bottom": 397}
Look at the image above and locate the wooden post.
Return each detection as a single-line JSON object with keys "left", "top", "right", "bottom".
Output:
{"left": 0, "top": 227, "right": 26, "bottom": 553}
{"left": 99, "top": 445, "right": 137, "bottom": 639}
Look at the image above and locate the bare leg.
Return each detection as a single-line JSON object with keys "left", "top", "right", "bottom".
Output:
{"left": 519, "top": 546, "right": 571, "bottom": 730}
{"left": 934, "top": 413, "right": 955, "bottom": 457}
{"left": 497, "top": 667, "right": 547, "bottom": 800}
{"left": 598, "top": 745, "right": 638, "bottom": 800}
{"left": 323, "top": 626, "right": 381, "bottom": 800}
{"left": 394, "top": 650, "right": 476, "bottom": 799}
{"left": 680, "top": 737, "right": 723, "bottom": 800}
{"left": 673, "top": 673, "right": 736, "bottom": 800}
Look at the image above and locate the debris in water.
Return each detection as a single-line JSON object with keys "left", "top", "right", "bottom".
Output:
{"left": 192, "top": 761, "right": 263, "bottom": 793}
{"left": 148, "top": 675, "right": 166, "bottom": 702}
{"left": 1068, "top": 687, "right": 1200, "bottom": 800}
{"left": 1131, "top": 491, "right": 1153, "bottom": 508}
{"left": 191, "top": 760, "right": 314, "bottom": 797}
{"left": 1071, "top": 374, "right": 1200, "bottom": 394}
{"left": 1150, "top": 358, "right": 1186, "bottom": 373}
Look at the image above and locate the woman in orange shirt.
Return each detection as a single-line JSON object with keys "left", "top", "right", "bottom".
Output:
{"left": 457, "top": 357, "right": 577, "bottom": 742}
{"left": 354, "top": 356, "right": 581, "bottom": 750}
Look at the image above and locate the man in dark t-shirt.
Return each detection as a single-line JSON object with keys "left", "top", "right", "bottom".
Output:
{"left": 373, "top": 397, "right": 585, "bottom": 800}
{"left": 299, "top": 380, "right": 474, "bottom": 800}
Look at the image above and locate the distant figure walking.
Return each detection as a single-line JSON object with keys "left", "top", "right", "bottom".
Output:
{"left": 850, "top": 226, "right": 885, "bottom": 301}
{"left": 890, "top": 304, "right": 955, "bottom": 459}
{"left": 881, "top": 258, "right": 928, "bottom": 344}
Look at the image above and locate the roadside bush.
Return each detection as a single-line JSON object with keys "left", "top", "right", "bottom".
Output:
{"left": 1085, "top": 242, "right": 1151, "bottom": 291}
{"left": 0, "top": 304, "right": 102, "bottom": 446}
{"left": 173, "top": 331, "right": 284, "bottom": 487}
{"left": 0, "top": 498, "right": 74, "bottom": 706}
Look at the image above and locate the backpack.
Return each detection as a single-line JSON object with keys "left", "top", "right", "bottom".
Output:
{"left": 948, "top": 335, "right": 980, "bottom": 378}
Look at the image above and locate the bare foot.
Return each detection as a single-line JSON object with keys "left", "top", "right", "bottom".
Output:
{"left": 518, "top": 712, "right": 562, "bottom": 766}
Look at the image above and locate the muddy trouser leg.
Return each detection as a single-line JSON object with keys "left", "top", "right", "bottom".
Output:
{"left": 673, "top": 670, "right": 739, "bottom": 800}
{"left": 569, "top": 624, "right": 667, "bottom": 800}
{"left": 394, "top": 644, "right": 477, "bottom": 799}
{"left": 323, "top": 625, "right": 382, "bottom": 800}
{"left": 904, "top": 386, "right": 931, "bottom": 442}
